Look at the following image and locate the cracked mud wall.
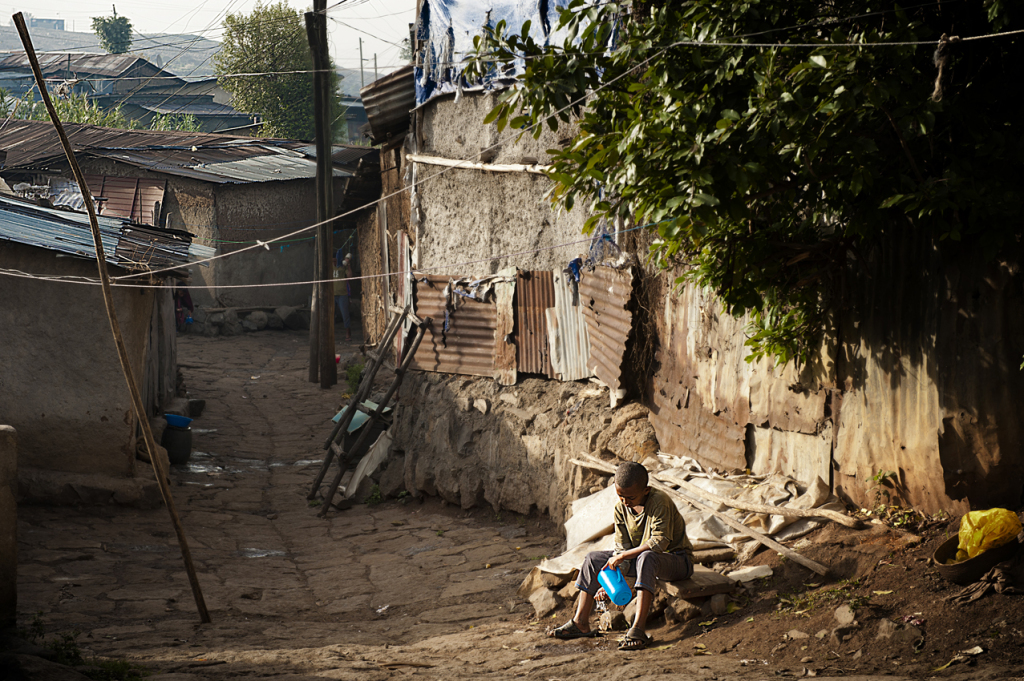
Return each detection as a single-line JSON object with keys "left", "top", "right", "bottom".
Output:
{"left": 414, "top": 93, "right": 589, "bottom": 275}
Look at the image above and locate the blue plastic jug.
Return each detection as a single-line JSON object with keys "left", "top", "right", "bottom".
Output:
{"left": 597, "top": 566, "right": 632, "bottom": 606}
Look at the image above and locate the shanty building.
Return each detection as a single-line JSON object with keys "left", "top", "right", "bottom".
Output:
{"left": 352, "top": 1, "right": 1024, "bottom": 521}
{"left": 0, "top": 119, "right": 380, "bottom": 309}
{"left": 0, "top": 192, "right": 211, "bottom": 503}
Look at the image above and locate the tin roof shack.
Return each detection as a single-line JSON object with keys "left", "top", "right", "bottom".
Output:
{"left": 0, "top": 120, "right": 379, "bottom": 309}
{"left": 0, "top": 194, "right": 199, "bottom": 504}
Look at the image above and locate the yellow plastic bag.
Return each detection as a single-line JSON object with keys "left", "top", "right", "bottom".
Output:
{"left": 956, "top": 508, "right": 1022, "bottom": 561}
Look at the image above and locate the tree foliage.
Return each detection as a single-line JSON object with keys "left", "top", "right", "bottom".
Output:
{"left": 91, "top": 5, "right": 133, "bottom": 54}
{"left": 466, "top": 0, "right": 1023, "bottom": 364}
{"left": 2, "top": 89, "right": 203, "bottom": 132}
{"left": 215, "top": 1, "right": 341, "bottom": 141}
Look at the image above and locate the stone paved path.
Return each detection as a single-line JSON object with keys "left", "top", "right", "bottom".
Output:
{"left": 15, "top": 331, "right": 1006, "bottom": 680}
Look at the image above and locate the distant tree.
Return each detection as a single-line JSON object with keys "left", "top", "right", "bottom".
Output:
{"left": 215, "top": 1, "right": 341, "bottom": 141}
{"left": 148, "top": 112, "right": 201, "bottom": 132}
{"left": 91, "top": 5, "right": 133, "bottom": 54}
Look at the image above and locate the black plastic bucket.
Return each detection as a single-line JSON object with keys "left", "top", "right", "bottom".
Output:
{"left": 162, "top": 425, "right": 193, "bottom": 465}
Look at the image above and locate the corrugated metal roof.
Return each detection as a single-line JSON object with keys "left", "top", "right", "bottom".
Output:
{"left": 516, "top": 270, "right": 555, "bottom": 377}
{"left": 361, "top": 65, "right": 415, "bottom": 145}
{"left": 410, "top": 274, "right": 496, "bottom": 377}
{"left": 546, "top": 271, "right": 592, "bottom": 381}
{"left": 0, "top": 120, "right": 360, "bottom": 184}
{"left": 580, "top": 266, "right": 635, "bottom": 392}
{"left": 0, "top": 193, "right": 192, "bottom": 272}
{"left": 0, "top": 52, "right": 181, "bottom": 81}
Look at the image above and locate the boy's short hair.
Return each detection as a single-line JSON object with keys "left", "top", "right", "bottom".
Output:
{"left": 615, "top": 461, "right": 649, "bottom": 490}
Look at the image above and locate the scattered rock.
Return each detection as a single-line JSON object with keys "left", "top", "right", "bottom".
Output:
{"left": 815, "top": 629, "right": 829, "bottom": 639}
{"left": 222, "top": 308, "right": 239, "bottom": 324}
{"left": 540, "top": 572, "right": 567, "bottom": 590}
{"left": 248, "top": 310, "right": 268, "bottom": 330}
{"left": 241, "top": 320, "right": 258, "bottom": 332}
{"left": 275, "top": 306, "right": 305, "bottom": 330}
{"left": 895, "top": 623, "right": 923, "bottom": 644}
{"left": 455, "top": 397, "right": 471, "bottom": 412}
{"left": 801, "top": 656, "right": 813, "bottom": 663}
{"left": 834, "top": 605, "right": 856, "bottom": 625}
{"left": 709, "top": 593, "right": 728, "bottom": 616}
{"left": 876, "top": 619, "right": 899, "bottom": 640}
{"left": 529, "top": 588, "right": 562, "bottom": 619}
{"left": 267, "top": 312, "right": 284, "bottom": 330}
{"left": 727, "top": 565, "right": 774, "bottom": 583}
{"left": 208, "top": 312, "right": 225, "bottom": 325}
{"left": 788, "top": 630, "right": 810, "bottom": 640}
{"left": 831, "top": 623, "right": 859, "bottom": 645}
{"left": 850, "top": 649, "right": 863, "bottom": 659}
{"left": 600, "top": 610, "right": 628, "bottom": 632}
{"left": 498, "top": 393, "right": 520, "bottom": 407}
{"left": 473, "top": 398, "right": 491, "bottom": 415}
{"left": 557, "top": 582, "right": 578, "bottom": 600}
{"left": 517, "top": 568, "right": 546, "bottom": 600}
{"left": 191, "top": 307, "right": 208, "bottom": 323}
{"left": 664, "top": 599, "right": 702, "bottom": 624}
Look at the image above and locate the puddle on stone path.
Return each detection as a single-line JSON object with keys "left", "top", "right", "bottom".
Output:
{"left": 236, "top": 548, "right": 286, "bottom": 558}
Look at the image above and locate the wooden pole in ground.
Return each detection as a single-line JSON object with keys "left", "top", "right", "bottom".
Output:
{"left": 306, "top": 1, "right": 336, "bottom": 389}
{"left": 571, "top": 455, "right": 831, "bottom": 578}
{"left": 13, "top": 13, "right": 211, "bottom": 623}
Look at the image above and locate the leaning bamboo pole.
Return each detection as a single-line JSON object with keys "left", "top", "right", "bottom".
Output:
{"left": 14, "top": 13, "right": 210, "bottom": 623}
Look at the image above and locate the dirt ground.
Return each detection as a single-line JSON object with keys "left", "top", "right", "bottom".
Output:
{"left": 9, "top": 330, "right": 1024, "bottom": 680}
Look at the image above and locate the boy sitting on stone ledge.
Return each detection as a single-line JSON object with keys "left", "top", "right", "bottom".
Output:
{"left": 548, "top": 461, "right": 694, "bottom": 650}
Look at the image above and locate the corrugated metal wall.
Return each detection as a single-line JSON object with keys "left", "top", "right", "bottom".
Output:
{"left": 516, "top": 270, "right": 554, "bottom": 377}
{"left": 85, "top": 175, "right": 166, "bottom": 226}
{"left": 580, "top": 266, "right": 635, "bottom": 393}
{"left": 546, "top": 271, "right": 592, "bottom": 381}
{"left": 411, "top": 275, "right": 496, "bottom": 377}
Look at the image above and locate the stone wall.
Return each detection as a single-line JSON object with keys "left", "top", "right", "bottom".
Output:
{"left": 387, "top": 372, "right": 658, "bottom": 521}
{"left": 0, "top": 426, "right": 15, "bottom": 627}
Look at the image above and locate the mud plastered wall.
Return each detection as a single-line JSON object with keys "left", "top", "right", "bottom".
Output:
{"left": 388, "top": 372, "right": 659, "bottom": 520}
{"left": 414, "top": 93, "right": 589, "bottom": 274}
{"left": 0, "top": 242, "right": 151, "bottom": 477}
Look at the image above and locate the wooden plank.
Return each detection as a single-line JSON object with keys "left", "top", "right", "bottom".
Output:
{"left": 662, "top": 565, "right": 736, "bottom": 600}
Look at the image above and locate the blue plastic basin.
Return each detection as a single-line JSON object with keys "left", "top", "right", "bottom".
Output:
{"left": 164, "top": 413, "right": 193, "bottom": 428}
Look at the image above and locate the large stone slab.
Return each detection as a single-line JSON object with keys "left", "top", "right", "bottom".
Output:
{"left": 661, "top": 565, "right": 736, "bottom": 599}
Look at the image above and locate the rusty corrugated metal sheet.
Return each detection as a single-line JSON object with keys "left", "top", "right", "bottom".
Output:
{"left": 361, "top": 65, "right": 415, "bottom": 145}
{"left": 546, "top": 271, "right": 592, "bottom": 381}
{"left": 515, "top": 270, "right": 554, "bottom": 377}
{"left": 411, "top": 275, "right": 496, "bottom": 377}
{"left": 648, "top": 362, "right": 748, "bottom": 471}
{"left": 85, "top": 175, "right": 165, "bottom": 226}
{"left": 580, "top": 266, "right": 635, "bottom": 392}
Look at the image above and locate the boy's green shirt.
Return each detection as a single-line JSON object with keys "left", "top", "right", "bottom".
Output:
{"left": 613, "top": 487, "right": 693, "bottom": 555}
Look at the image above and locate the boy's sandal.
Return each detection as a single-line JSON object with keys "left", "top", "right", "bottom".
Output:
{"left": 549, "top": 620, "right": 599, "bottom": 640}
{"left": 618, "top": 627, "right": 652, "bottom": 651}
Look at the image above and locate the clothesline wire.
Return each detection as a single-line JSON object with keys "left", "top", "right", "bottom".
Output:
{"left": 0, "top": 218, "right": 651, "bottom": 290}
{"left": 108, "top": 39, "right": 670, "bottom": 283}
{"left": 36, "top": 22, "right": 1024, "bottom": 86}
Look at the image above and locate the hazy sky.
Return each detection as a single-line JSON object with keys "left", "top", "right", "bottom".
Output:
{"left": 12, "top": 0, "right": 416, "bottom": 78}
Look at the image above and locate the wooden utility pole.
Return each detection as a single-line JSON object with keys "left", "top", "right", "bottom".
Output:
{"left": 14, "top": 12, "right": 210, "bottom": 624}
{"left": 306, "top": 0, "right": 337, "bottom": 388}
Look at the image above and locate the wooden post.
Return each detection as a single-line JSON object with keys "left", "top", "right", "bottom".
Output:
{"left": 306, "top": 1, "right": 336, "bottom": 389}
{"left": 13, "top": 13, "right": 211, "bottom": 623}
